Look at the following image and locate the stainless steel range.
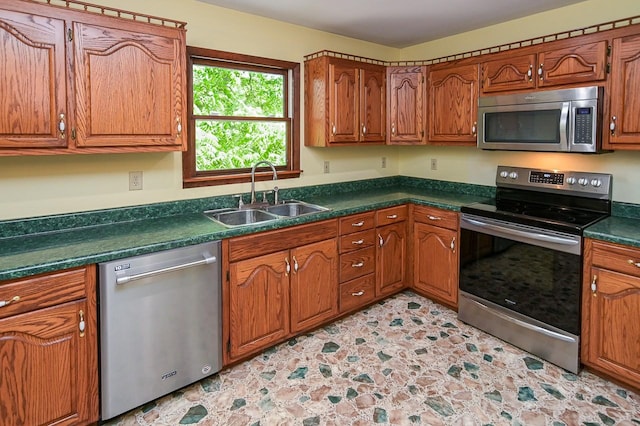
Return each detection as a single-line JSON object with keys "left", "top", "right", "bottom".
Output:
{"left": 458, "top": 166, "right": 612, "bottom": 373}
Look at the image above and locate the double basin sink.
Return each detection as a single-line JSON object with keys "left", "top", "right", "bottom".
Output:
{"left": 204, "top": 200, "right": 330, "bottom": 227}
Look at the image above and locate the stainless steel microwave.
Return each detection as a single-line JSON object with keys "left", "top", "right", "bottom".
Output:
{"left": 477, "top": 86, "right": 604, "bottom": 153}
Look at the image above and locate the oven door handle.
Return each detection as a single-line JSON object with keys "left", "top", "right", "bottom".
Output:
{"left": 464, "top": 296, "right": 576, "bottom": 343}
{"left": 461, "top": 217, "right": 579, "bottom": 246}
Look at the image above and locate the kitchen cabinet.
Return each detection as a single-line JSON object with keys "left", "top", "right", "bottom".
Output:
{"left": 375, "top": 206, "right": 408, "bottom": 296}
{"left": 428, "top": 63, "right": 478, "bottom": 145}
{"left": 605, "top": 33, "right": 640, "bottom": 149}
{"left": 225, "top": 220, "right": 338, "bottom": 363}
{"left": 582, "top": 239, "right": 640, "bottom": 390}
{"left": 480, "top": 39, "right": 608, "bottom": 94}
{"left": 0, "top": 266, "right": 98, "bottom": 426}
{"left": 411, "top": 205, "right": 459, "bottom": 308}
{"left": 304, "top": 55, "right": 385, "bottom": 146}
{"left": 387, "top": 66, "right": 426, "bottom": 144}
{"left": 0, "top": 0, "right": 186, "bottom": 155}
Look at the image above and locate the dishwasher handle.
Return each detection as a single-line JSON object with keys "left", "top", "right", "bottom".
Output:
{"left": 116, "top": 253, "right": 217, "bottom": 285}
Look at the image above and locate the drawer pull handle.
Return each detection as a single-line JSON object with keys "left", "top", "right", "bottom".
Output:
{"left": 351, "top": 290, "right": 365, "bottom": 296}
{"left": 386, "top": 214, "right": 398, "bottom": 219}
{"left": 0, "top": 295, "right": 20, "bottom": 308}
{"left": 352, "top": 221, "right": 365, "bottom": 227}
{"left": 351, "top": 261, "right": 364, "bottom": 268}
{"left": 427, "top": 215, "right": 442, "bottom": 221}
{"left": 628, "top": 259, "right": 640, "bottom": 268}
{"left": 79, "top": 310, "right": 86, "bottom": 338}
{"left": 352, "top": 239, "right": 364, "bottom": 245}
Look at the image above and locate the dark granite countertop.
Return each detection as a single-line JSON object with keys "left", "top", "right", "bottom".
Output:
{"left": 584, "top": 215, "right": 640, "bottom": 249}
{"left": 0, "top": 180, "right": 491, "bottom": 281}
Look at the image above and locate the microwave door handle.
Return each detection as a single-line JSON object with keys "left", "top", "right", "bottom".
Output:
{"left": 559, "top": 102, "right": 570, "bottom": 150}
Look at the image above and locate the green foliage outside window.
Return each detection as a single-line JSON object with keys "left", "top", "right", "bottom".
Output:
{"left": 192, "top": 65, "right": 288, "bottom": 171}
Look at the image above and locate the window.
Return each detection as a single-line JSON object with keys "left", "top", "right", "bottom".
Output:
{"left": 183, "top": 47, "right": 300, "bottom": 187}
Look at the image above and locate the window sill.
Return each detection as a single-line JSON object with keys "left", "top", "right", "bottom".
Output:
{"left": 183, "top": 169, "right": 302, "bottom": 188}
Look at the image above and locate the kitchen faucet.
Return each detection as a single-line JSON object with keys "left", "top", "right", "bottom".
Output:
{"left": 250, "top": 160, "right": 278, "bottom": 204}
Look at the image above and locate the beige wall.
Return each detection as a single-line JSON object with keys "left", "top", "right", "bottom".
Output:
{"left": 1, "top": 0, "right": 639, "bottom": 220}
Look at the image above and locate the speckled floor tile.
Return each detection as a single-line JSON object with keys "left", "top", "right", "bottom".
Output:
{"left": 104, "top": 291, "right": 640, "bottom": 425}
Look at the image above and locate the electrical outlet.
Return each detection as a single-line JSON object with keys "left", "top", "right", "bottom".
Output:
{"left": 381, "top": 157, "right": 387, "bottom": 168}
{"left": 324, "top": 161, "right": 330, "bottom": 174}
{"left": 129, "top": 171, "right": 143, "bottom": 191}
{"left": 430, "top": 158, "right": 438, "bottom": 171}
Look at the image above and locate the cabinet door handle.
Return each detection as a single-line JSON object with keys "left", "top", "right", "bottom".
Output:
{"left": 176, "top": 117, "right": 182, "bottom": 137}
{"left": 0, "top": 295, "right": 20, "bottom": 308}
{"left": 386, "top": 214, "right": 398, "bottom": 219}
{"left": 78, "top": 310, "right": 86, "bottom": 338}
{"left": 590, "top": 275, "right": 598, "bottom": 296}
{"left": 58, "top": 113, "right": 66, "bottom": 138}
{"left": 362, "top": 123, "right": 367, "bottom": 135}
{"left": 450, "top": 237, "right": 456, "bottom": 252}
{"left": 628, "top": 259, "right": 640, "bottom": 268}
{"left": 527, "top": 64, "right": 533, "bottom": 81}
{"left": 352, "top": 239, "right": 364, "bottom": 245}
{"left": 351, "top": 290, "right": 365, "bottom": 296}
{"left": 285, "top": 258, "right": 290, "bottom": 276}
{"left": 472, "top": 122, "right": 477, "bottom": 136}
{"left": 352, "top": 221, "right": 365, "bottom": 227}
{"left": 332, "top": 123, "right": 336, "bottom": 135}
{"left": 378, "top": 233, "right": 384, "bottom": 247}
{"left": 391, "top": 122, "right": 396, "bottom": 136}
{"left": 351, "top": 261, "right": 364, "bottom": 268}
{"left": 293, "top": 256, "right": 299, "bottom": 273}
{"left": 610, "top": 116, "right": 617, "bottom": 135}
{"left": 538, "top": 63, "right": 544, "bottom": 80}
{"left": 427, "top": 215, "right": 442, "bottom": 221}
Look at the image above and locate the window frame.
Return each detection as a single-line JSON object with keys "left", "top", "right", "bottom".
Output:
{"left": 183, "top": 46, "right": 301, "bottom": 188}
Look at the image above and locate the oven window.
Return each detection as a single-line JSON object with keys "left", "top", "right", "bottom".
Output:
{"left": 459, "top": 229, "right": 581, "bottom": 335}
{"left": 484, "top": 109, "right": 561, "bottom": 143}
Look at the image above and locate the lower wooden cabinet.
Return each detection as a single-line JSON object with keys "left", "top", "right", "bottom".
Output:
{"left": 582, "top": 239, "right": 640, "bottom": 390}
{"left": 225, "top": 220, "right": 338, "bottom": 363}
{"left": 411, "top": 205, "right": 459, "bottom": 308}
{"left": 0, "top": 266, "right": 98, "bottom": 426}
{"left": 376, "top": 219, "right": 408, "bottom": 297}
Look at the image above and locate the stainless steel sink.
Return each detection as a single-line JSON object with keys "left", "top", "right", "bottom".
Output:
{"left": 264, "top": 200, "right": 330, "bottom": 217}
{"left": 204, "top": 208, "right": 279, "bottom": 227}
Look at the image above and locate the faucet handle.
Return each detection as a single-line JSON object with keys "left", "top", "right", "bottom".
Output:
{"left": 273, "top": 186, "right": 279, "bottom": 204}
{"left": 233, "top": 194, "right": 244, "bottom": 208}
{"left": 262, "top": 190, "right": 273, "bottom": 203}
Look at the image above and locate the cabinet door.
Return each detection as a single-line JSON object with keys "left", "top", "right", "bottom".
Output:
{"left": 0, "top": 300, "right": 92, "bottom": 426}
{"left": 376, "top": 222, "right": 407, "bottom": 297}
{"left": 607, "top": 34, "right": 640, "bottom": 147}
{"left": 0, "top": 9, "right": 67, "bottom": 149}
{"left": 481, "top": 54, "right": 536, "bottom": 94}
{"left": 387, "top": 66, "right": 424, "bottom": 144}
{"left": 413, "top": 223, "right": 458, "bottom": 307}
{"left": 73, "top": 22, "right": 185, "bottom": 148}
{"left": 328, "top": 62, "right": 359, "bottom": 143}
{"left": 290, "top": 239, "right": 338, "bottom": 333}
{"left": 428, "top": 64, "right": 478, "bottom": 145}
{"left": 359, "top": 66, "right": 386, "bottom": 143}
{"left": 229, "top": 250, "right": 290, "bottom": 360}
{"left": 583, "top": 267, "right": 640, "bottom": 386}
{"left": 538, "top": 40, "right": 607, "bottom": 88}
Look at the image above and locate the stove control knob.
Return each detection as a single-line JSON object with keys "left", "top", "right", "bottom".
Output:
{"left": 499, "top": 171, "right": 509, "bottom": 178}
{"left": 578, "top": 178, "right": 589, "bottom": 186}
{"left": 590, "top": 178, "right": 602, "bottom": 188}
{"left": 508, "top": 171, "right": 518, "bottom": 179}
{"left": 566, "top": 177, "right": 577, "bottom": 185}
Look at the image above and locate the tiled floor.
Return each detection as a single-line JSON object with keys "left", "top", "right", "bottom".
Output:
{"left": 105, "top": 291, "right": 640, "bottom": 425}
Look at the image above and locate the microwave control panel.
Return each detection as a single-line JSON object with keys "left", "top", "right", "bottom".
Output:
{"left": 574, "top": 107, "right": 594, "bottom": 145}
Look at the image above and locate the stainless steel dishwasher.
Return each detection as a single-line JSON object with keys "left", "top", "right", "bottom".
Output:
{"left": 99, "top": 241, "right": 222, "bottom": 420}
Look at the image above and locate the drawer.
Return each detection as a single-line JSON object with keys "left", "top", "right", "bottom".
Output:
{"left": 339, "top": 274, "right": 375, "bottom": 313}
{"left": 339, "top": 229, "right": 376, "bottom": 253}
{"left": 376, "top": 205, "right": 407, "bottom": 226}
{"left": 340, "top": 246, "right": 375, "bottom": 283}
{"left": 591, "top": 239, "right": 640, "bottom": 277}
{"left": 0, "top": 267, "right": 88, "bottom": 319}
{"left": 339, "top": 211, "right": 375, "bottom": 235}
{"left": 413, "top": 205, "right": 458, "bottom": 230}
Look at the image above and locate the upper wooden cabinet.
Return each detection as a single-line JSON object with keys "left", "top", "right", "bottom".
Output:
{"left": 305, "top": 55, "right": 385, "bottom": 146}
{"left": 387, "top": 66, "right": 426, "bottom": 144}
{"left": 605, "top": 33, "right": 640, "bottom": 149}
{"left": 480, "top": 39, "right": 608, "bottom": 94}
{"left": 428, "top": 64, "right": 478, "bottom": 145}
{"left": 0, "top": 0, "right": 186, "bottom": 155}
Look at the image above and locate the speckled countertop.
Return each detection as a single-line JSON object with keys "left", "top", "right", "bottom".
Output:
{"left": 1, "top": 176, "right": 639, "bottom": 282}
